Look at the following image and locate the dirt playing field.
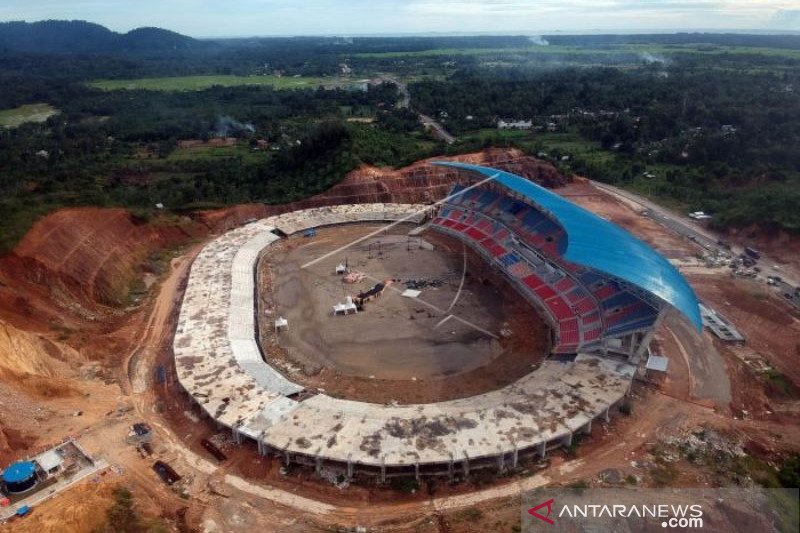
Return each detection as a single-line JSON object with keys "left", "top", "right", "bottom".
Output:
{"left": 257, "top": 223, "right": 550, "bottom": 403}
{"left": 272, "top": 224, "right": 504, "bottom": 379}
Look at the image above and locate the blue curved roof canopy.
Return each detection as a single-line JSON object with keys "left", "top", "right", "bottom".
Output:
{"left": 435, "top": 162, "right": 702, "bottom": 330}
{"left": 2, "top": 461, "right": 36, "bottom": 483}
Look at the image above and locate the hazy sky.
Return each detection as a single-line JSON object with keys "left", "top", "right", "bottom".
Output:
{"left": 1, "top": 1, "right": 799, "bottom": 37}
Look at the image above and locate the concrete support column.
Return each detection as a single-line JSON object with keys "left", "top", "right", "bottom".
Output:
{"left": 259, "top": 431, "right": 268, "bottom": 457}
{"left": 462, "top": 452, "right": 470, "bottom": 478}
{"left": 284, "top": 452, "right": 291, "bottom": 466}
{"left": 604, "top": 406, "right": 611, "bottom": 423}
{"left": 315, "top": 456, "right": 323, "bottom": 475}
{"left": 634, "top": 308, "right": 666, "bottom": 363}
{"left": 540, "top": 441, "right": 547, "bottom": 460}
{"left": 563, "top": 432, "right": 573, "bottom": 448}
{"left": 414, "top": 462, "right": 420, "bottom": 481}
{"left": 497, "top": 452, "right": 505, "bottom": 473}
{"left": 347, "top": 456, "right": 354, "bottom": 480}
{"left": 584, "top": 420, "right": 592, "bottom": 435}
{"left": 512, "top": 446, "right": 519, "bottom": 469}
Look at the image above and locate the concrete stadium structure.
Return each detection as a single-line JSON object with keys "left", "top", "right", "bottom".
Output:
{"left": 172, "top": 166, "right": 701, "bottom": 480}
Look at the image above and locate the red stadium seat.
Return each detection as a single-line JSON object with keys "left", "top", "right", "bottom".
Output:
{"left": 559, "top": 329, "right": 580, "bottom": 345}
{"left": 575, "top": 297, "right": 598, "bottom": 315}
{"left": 523, "top": 274, "right": 545, "bottom": 289}
{"left": 465, "top": 228, "right": 487, "bottom": 242}
{"left": 555, "top": 277, "right": 576, "bottom": 293}
{"left": 545, "top": 296, "right": 573, "bottom": 320}
{"left": 488, "top": 242, "right": 507, "bottom": 257}
{"left": 534, "top": 284, "right": 557, "bottom": 300}
{"left": 476, "top": 219, "right": 493, "bottom": 233}
{"left": 594, "top": 284, "right": 618, "bottom": 300}
{"left": 560, "top": 318, "right": 579, "bottom": 331}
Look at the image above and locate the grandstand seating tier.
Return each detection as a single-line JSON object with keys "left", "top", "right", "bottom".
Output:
{"left": 430, "top": 186, "right": 659, "bottom": 353}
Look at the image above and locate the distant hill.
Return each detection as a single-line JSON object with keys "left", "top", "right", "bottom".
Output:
{"left": 0, "top": 20, "right": 208, "bottom": 54}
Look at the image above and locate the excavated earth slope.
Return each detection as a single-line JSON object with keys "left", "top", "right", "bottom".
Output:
{"left": 195, "top": 148, "right": 567, "bottom": 226}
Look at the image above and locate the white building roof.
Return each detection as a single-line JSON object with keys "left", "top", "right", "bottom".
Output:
{"left": 645, "top": 354, "right": 669, "bottom": 372}
{"left": 34, "top": 449, "right": 63, "bottom": 472}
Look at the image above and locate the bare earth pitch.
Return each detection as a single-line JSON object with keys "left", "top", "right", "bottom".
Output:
{"left": 256, "top": 223, "right": 549, "bottom": 403}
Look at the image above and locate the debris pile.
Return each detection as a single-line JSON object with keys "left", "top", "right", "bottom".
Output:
{"left": 343, "top": 271, "right": 366, "bottom": 284}
{"left": 404, "top": 278, "right": 445, "bottom": 290}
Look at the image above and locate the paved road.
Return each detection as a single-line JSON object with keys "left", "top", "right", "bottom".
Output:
{"left": 592, "top": 181, "right": 799, "bottom": 308}
{"left": 592, "top": 181, "right": 722, "bottom": 254}
{"left": 384, "top": 74, "right": 456, "bottom": 144}
{"left": 383, "top": 74, "right": 411, "bottom": 109}
{"left": 419, "top": 112, "right": 456, "bottom": 144}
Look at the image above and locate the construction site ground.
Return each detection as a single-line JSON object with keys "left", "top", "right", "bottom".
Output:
{"left": 0, "top": 155, "right": 798, "bottom": 532}
{"left": 257, "top": 223, "right": 549, "bottom": 403}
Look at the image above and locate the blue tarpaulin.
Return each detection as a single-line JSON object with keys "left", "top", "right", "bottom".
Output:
{"left": 2, "top": 461, "right": 35, "bottom": 484}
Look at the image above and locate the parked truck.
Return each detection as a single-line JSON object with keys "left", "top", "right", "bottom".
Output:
{"left": 744, "top": 247, "right": 761, "bottom": 260}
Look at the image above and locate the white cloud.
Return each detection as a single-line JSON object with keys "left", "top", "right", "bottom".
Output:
{"left": 0, "top": 0, "right": 796, "bottom": 35}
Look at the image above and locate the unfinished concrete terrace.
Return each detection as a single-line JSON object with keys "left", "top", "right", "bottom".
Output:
{"left": 241, "top": 354, "right": 634, "bottom": 470}
{"left": 173, "top": 203, "right": 636, "bottom": 475}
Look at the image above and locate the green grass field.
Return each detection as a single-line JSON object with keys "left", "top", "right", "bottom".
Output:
{"left": 133, "top": 141, "right": 269, "bottom": 165}
{"left": 630, "top": 43, "right": 800, "bottom": 60}
{"left": 461, "top": 129, "right": 616, "bottom": 163}
{"left": 87, "top": 75, "right": 364, "bottom": 92}
{"left": 0, "top": 103, "right": 58, "bottom": 128}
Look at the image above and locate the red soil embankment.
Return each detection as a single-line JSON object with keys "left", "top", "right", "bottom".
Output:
{"left": 0, "top": 208, "right": 206, "bottom": 333}
{"left": 197, "top": 147, "right": 567, "bottom": 228}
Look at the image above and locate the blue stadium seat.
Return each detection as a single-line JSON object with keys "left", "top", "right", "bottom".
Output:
{"left": 498, "top": 253, "right": 520, "bottom": 267}
{"left": 579, "top": 270, "right": 605, "bottom": 287}
{"left": 602, "top": 291, "right": 639, "bottom": 310}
